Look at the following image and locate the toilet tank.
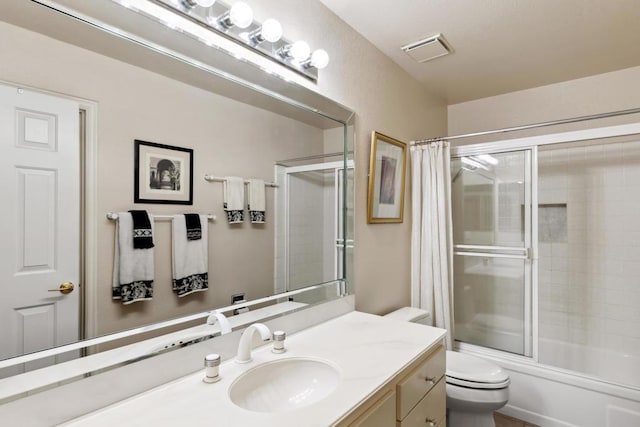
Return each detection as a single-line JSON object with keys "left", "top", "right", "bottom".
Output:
{"left": 384, "top": 307, "right": 431, "bottom": 325}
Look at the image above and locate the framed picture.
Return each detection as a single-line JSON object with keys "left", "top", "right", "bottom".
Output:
{"left": 367, "top": 131, "right": 407, "bottom": 223}
{"left": 134, "top": 139, "right": 193, "bottom": 204}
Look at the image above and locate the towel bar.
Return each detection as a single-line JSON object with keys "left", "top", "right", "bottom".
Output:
{"left": 204, "top": 174, "right": 278, "bottom": 188}
{"left": 106, "top": 213, "right": 216, "bottom": 221}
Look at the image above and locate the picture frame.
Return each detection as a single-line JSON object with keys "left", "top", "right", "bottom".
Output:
{"left": 367, "top": 131, "right": 407, "bottom": 223}
{"left": 134, "top": 139, "right": 193, "bottom": 205}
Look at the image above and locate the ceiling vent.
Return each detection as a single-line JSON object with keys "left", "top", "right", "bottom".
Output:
{"left": 401, "top": 33, "right": 452, "bottom": 63}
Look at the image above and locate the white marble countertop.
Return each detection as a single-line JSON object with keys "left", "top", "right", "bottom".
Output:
{"left": 62, "top": 311, "right": 446, "bottom": 427}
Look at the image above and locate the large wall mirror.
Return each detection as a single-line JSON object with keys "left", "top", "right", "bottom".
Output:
{"left": 0, "top": 0, "right": 354, "bottom": 401}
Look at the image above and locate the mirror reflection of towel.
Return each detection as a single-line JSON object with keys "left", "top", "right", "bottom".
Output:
{"left": 184, "top": 213, "right": 202, "bottom": 240}
{"left": 224, "top": 176, "right": 245, "bottom": 224}
{"left": 129, "top": 209, "right": 154, "bottom": 249}
{"left": 248, "top": 179, "right": 265, "bottom": 224}
{"left": 112, "top": 212, "right": 154, "bottom": 304}
{"left": 172, "top": 214, "right": 208, "bottom": 297}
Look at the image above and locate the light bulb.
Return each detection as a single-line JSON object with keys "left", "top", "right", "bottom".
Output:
{"left": 261, "top": 19, "right": 282, "bottom": 43}
{"left": 310, "top": 49, "right": 329, "bottom": 69}
{"left": 289, "top": 40, "right": 311, "bottom": 62}
{"left": 195, "top": 0, "right": 215, "bottom": 6}
{"left": 229, "top": 2, "right": 253, "bottom": 29}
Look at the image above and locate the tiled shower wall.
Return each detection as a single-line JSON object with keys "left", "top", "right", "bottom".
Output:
{"left": 538, "top": 141, "right": 640, "bottom": 367}
{"left": 287, "top": 173, "right": 327, "bottom": 289}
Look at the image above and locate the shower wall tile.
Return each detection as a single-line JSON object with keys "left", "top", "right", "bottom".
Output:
{"left": 539, "top": 243, "right": 552, "bottom": 256}
{"left": 538, "top": 140, "right": 640, "bottom": 372}
{"left": 551, "top": 243, "right": 568, "bottom": 257}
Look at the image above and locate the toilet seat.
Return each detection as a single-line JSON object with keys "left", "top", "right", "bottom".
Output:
{"left": 445, "top": 351, "right": 510, "bottom": 390}
{"left": 446, "top": 375, "right": 510, "bottom": 389}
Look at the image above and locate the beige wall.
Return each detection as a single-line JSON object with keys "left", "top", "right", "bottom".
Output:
{"left": 0, "top": 21, "right": 326, "bottom": 336}
{"left": 246, "top": 0, "right": 448, "bottom": 315}
{"left": 448, "top": 65, "right": 640, "bottom": 139}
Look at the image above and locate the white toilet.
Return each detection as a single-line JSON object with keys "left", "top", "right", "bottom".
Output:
{"left": 385, "top": 308, "right": 510, "bottom": 427}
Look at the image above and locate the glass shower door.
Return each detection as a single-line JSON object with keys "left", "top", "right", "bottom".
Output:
{"left": 451, "top": 149, "right": 534, "bottom": 356}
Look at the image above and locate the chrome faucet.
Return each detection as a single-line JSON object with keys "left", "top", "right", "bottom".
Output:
{"left": 206, "top": 311, "right": 232, "bottom": 335}
{"left": 235, "top": 323, "right": 271, "bottom": 364}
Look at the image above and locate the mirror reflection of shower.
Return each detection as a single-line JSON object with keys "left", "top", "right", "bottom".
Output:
{"left": 274, "top": 155, "right": 354, "bottom": 304}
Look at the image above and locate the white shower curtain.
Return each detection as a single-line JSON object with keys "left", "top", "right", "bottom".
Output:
{"left": 410, "top": 141, "right": 454, "bottom": 349}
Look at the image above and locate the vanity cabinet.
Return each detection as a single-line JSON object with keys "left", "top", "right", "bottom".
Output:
{"left": 396, "top": 344, "right": 446, "bottom": 426}
{"left": 343, "top": 342, "right": 446, "bottom": 427}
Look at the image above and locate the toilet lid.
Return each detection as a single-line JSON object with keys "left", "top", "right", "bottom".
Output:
{"left": 446, "top": 351, "right": 510, "bottom": 389}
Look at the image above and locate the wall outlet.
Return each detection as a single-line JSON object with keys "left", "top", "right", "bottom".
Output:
{"left": 231, "top": 293, "right": 245, "bottom": 304}
{"left": 231, "top": 293, "right": 248, "bottom": 315}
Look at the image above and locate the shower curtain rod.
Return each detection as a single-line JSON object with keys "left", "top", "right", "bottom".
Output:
{"left": 411, "top": 106, "right": 640, "bottom": 145}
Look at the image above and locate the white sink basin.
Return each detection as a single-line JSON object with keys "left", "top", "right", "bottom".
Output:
{"left": 229, "top": 357, "right": 340, "bottom": 412}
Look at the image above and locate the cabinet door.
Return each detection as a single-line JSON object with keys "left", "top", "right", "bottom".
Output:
{"left": 350, "top": 390, "right": 396, "bottom": 427}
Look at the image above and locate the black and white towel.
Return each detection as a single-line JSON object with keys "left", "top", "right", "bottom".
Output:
{"left": 248, "top": 179, "right": 266, "bottom": 224}
{"left": 224, "top": 176, "right": 245, "bottom": 224}
{"left": 112, "top": 212, "right": 154, "bottom": 304}
{"left": 184, "top": 213, "right": 202, "bottom": 240}
{"left": 172, "top": 214, "right": 208, "bottom": 297}
{"left": 129, "top": 209, "right": 154, "bottom": 249}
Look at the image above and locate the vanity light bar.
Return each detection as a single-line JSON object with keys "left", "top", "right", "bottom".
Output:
{"left": 137, "top": 0, "right": 328, "bottom": 81}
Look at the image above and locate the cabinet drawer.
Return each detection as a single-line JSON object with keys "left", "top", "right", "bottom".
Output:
{"left": 397, "top": 378, "right": 446, "bottom": 427}
{"left": 396, "top": 345, "right": 445, "bottom": 420}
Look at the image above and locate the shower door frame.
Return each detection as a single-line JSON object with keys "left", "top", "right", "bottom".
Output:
{"left": 451, "top": 145, "right": 538, "bottom": 360}
{"left": 277, "top": 160, "right": 354, "bottom": 295}
{"left": 450, "top": 121, "right": 640, "bottom": 365}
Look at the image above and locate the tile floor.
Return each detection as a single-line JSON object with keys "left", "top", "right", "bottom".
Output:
{"left": 494, "top": 412, "right": 539, "bottom": 427}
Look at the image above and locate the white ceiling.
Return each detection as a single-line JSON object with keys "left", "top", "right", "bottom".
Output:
{"left": 319, "top": 0, "right": 640, "bottom": 104}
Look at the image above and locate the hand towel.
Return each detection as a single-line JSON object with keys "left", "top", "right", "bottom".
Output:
{"left": 224, "top": 176, "right": 244, "bottom": 224}
{"left": 172, "top": 214, "right": 209, "bottom": 297}
{"left": 129, "top": 209, "right": 154, "bottom": 249}
{"left": 184, "top": 213, "right": 202, "bottom": 240}
{"left": 112, "top": 212, "right": 154, "bottom": 304}
{"left": 248, "top": 179, "right": 266, "bottom": 224}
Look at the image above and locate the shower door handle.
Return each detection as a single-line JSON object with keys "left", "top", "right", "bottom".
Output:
{"left": 454, "top": 251, "right": 528, "bottom": 259}
{"left": 526, "top": 247, "right": 536, "bottom": 260}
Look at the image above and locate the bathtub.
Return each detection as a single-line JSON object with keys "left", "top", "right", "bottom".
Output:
{"left": 538, "top": 338, "right": 640, "bottom": 389}
{"left": 456, "top": 317, "right": 524, "bottom": 355}
{"left": 458, "top": 340, "right": 640, "bottom": 427}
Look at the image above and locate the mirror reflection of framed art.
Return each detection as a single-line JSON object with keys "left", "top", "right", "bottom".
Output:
{"left": 367, "top": 131, "right": 406, "bottom": 223}
{"left": 134, "top": 139, "right": 193, "bottom": 205}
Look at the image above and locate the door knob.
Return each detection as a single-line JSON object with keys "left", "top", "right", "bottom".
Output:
{"left": 48, "top": 282, "right": 74, "bottom": 294}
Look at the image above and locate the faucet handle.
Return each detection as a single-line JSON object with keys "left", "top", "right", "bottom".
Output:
{"left": 272, "top": 330, "right": 286, "bottom": 354}
{"left": 203, "top": 353, "right": 221, "bottom": 383}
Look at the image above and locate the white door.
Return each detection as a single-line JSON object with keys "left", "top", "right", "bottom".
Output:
{"left": 0, "top": 83, "right": 80, "bottom": 376}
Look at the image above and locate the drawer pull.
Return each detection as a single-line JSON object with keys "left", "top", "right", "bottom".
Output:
{"left": 425, "top": 418, "right": 437, "bottom": 426}
{"left": 424, "top": 376, "right": 436, "bottom": 385}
